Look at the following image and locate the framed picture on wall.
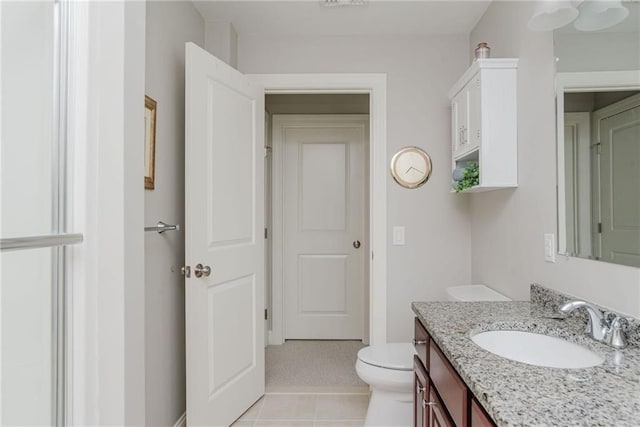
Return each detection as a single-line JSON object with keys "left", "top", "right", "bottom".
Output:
{"left": 144, "top": 95, "right": 157, "bottom": 190}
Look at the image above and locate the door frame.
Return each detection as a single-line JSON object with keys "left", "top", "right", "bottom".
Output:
{"left": 248, "top": 73, "right": 387, "bottom": 346}
{"left": 563, "top": 112, "right": 591, "bottom": 257}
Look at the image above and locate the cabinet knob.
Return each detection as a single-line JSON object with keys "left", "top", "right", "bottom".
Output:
{"left": 412, "top": 338, "right": 427, "bottom": 346}
{"left": 416, "top": 384, "right": 425, "bottom": 394}
{"left": 422, "top": 400, "right": 436, "bottom": 408}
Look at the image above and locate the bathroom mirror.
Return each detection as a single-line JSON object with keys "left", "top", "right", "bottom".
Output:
{"left": 554, "top": 2, "right": 640, "bottom": 268}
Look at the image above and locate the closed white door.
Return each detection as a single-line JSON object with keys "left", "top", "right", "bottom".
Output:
{"left": 185, "top": 42, "right": 264, "bottom": 426}
{"left": 275, "top": 115, "right": 367, "bottom": 340}
{"left": 597, "top": 100, "right": 640, "bottom": 267}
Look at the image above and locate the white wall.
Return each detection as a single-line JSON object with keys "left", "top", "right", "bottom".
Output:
{"left": 555, "top": 32, "right": 639, "bottom": 73}
{"left": 145, "top": 2, "right": 204, "bottom": 426}
{"left": 238, "top": 35, "right": 472, "bottom": 341}
{"left": 0, "top": 2, "right": 54, "bottom": 423}
{"left": 205, "top": 21, "right": 238, "bottom": 68}
{"left": 67, "top": 1, "right": 146, "bottom": 424}
{"left": 469, "top": 1, "right": 640, "bottom": 317}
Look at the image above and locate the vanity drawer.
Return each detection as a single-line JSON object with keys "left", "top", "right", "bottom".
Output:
{"left": 414, "top": 317, "right": 430, "bottom": 370}
{"left": 429, "top": 341, "right": 469, "bottom": 427}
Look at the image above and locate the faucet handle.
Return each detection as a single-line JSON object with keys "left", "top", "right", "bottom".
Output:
{"left": 610, "top": 315, "right": 630, "bottom": 329}
{"left": 603, "top": 312, "right": 631, "bottom": 328}
{"left": 604, "top": 315, "right": 629, "bottom": 349}
{"left": 603, "top": 311, "right": 617, "bottom": 327}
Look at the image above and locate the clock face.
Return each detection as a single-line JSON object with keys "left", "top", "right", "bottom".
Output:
{"left": 390, "top": 147, "right": 432, "bottom": 189}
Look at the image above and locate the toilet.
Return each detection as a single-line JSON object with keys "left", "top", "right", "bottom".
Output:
{"left": 445, "top": 284, "right": 512, "bottom": 302}
{"left": 356, "top": 284, "right": 510, "bottom": 426}
{"left": 355, "top": 343, "right": 416, "bottom": 426}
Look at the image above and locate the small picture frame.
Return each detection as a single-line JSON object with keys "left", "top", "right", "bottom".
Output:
{"left": 144, "top": 95, "right": 157, "bottom": 190}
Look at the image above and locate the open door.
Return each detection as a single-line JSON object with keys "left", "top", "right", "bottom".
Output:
{"left": 185, "top": 42, "right": 265, "bottom": 426}
{"left": 596, "top": 97, "right": 640, "bottom": 267}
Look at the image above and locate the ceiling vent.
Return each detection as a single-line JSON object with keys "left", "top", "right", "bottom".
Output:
{"left": 322, "top": 0, "right": 366, "bottom": 7}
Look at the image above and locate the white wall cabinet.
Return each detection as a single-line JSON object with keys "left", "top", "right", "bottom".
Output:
{"left": 449, "top": 58, "right": 518, "bottom": 193}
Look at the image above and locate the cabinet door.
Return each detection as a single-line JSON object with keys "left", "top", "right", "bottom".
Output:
{"left": 471, "top": 398, "right": 495, "bottom": 427}
{"left": 466, "top": 73, "right": 481, "bottom": 154}
{"left": 451, "top": 89, "right": 468, "bottom": 159}
{"left": 414, "top": 356, "right": 429, "bottom": 427}
{"left": 429, "top": 342, "right": 469, "bottom": 427}
{"left": 428, "top": 382, "right": 454, "bottom": 427}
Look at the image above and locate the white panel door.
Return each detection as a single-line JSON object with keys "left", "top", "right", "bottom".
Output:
{"left": 276, "top": 115, "right": 366, "bottom": 340}
{"left": 598, "top": 102, "right": 640, "bottom": 267}
{"left": 185, "top": 42, "right": 264, "bottom": 426}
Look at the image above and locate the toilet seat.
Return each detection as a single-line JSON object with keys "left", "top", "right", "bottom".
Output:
{"left": 357, "top": 343, "right": 416, "bottom": 371}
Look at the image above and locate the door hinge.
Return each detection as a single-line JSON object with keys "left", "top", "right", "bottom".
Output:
{"left": 597, "top": 222, "right": 602, "bottom": 234}
{"left": 181, "top": 265, "right": 191, "bottom": 278}
{"left": 371, "top": 251, "right": 374, "bottom": 260}
{"left": 264, "top": 228, "right": 268, "bottom": 239}
{"left": 264, "top": 309, "right": 268, "bottom": 320}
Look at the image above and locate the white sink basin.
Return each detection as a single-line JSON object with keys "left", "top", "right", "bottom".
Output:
{"left": 471, "top": 330, "right": 605, "bottom": 369}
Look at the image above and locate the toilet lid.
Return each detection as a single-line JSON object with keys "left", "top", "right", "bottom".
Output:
{"left": 357, "top": 343, "right": 417, "bottom": 371}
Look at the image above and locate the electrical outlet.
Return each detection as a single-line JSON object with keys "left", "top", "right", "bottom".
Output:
{"left": 544, "top": 233, "right": 556, "bottom": 263}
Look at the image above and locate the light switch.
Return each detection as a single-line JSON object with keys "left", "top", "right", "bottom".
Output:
{"left": 544, "top": 233, "right": 556, "bottom": 263}
{"left": 393, "top": 226, "right": 405, "bottom": 246}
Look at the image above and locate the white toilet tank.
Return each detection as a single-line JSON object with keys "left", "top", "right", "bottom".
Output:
{"left": 445, "top": 284, "right": 511, "bottom": 302}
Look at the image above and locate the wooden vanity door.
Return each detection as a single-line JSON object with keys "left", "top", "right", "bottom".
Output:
{"left": 471, "top": 398, "right": 495, "bottom": 427}
{"left": 414, "top": 356, "right": 429, "bottom": 427}
{"left": 428, "top": 383, "right": 454, "bottom": 427}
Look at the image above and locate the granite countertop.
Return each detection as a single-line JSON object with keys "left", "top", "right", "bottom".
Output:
{"left": 411, "top": 300, "right": 640, "bottom": 426}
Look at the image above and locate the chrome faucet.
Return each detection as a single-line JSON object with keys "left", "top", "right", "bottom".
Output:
{"left": 559, "top": 300, "right": 628, "bottom": 349}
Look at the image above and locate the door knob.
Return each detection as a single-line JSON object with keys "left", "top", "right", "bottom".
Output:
{"left": 353, "top": 240, "right": 361, "bottom": 249}
{"left": 194, "top": 263, "right": 211, "bottom": 278}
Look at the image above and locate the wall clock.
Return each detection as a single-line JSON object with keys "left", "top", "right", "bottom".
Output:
{"left": 390, "top": 146, "right": 433, "bottom": 189}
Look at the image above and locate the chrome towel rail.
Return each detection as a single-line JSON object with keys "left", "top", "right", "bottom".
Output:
{"left": 1, "top": 233, "right": 84, "bottom": 252}
{"left": 145, "top": 221, "right": 180, "bottom": 234}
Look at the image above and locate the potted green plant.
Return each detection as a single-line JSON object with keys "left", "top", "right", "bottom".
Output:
{"left": 454, "top": 162, "right": 479, "bottom": 192}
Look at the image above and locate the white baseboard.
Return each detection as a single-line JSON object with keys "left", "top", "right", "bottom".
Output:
{"left": 173, "top": 412, "right": 186, "bottom": 427}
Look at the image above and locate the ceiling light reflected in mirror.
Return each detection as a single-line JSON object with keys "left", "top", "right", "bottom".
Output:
{"left": 528, "top": 0, "right": 632, "bottom": 32}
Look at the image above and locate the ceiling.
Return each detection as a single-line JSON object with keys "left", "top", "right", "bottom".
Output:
{"left": 192, "top": 1, "right": 492, "bottom": 37}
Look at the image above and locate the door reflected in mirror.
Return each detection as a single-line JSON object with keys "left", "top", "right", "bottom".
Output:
{"left": 562, "top": 91, "right": 640, "bottom": 267}
{"left": 554, "top": 2, "right": 640, "bottom": 268}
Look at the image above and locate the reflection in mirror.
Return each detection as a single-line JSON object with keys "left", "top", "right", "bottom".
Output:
{"left": 554, "top": 1, "right": 640, "bottom": 268}
{"left": 563, "top": 91, "right": 640, "bottom": 266}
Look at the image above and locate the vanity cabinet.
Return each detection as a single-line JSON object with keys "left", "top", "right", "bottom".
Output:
{"left": 449, "top": 58, "right": 518, "bottom": 193}
{"left": 413, "top": 318, "right": 496, "bottom": 427}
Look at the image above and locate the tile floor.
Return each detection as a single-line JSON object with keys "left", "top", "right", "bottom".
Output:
{"left": 231, "top": 393, "right": 370, "bottom": 426}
